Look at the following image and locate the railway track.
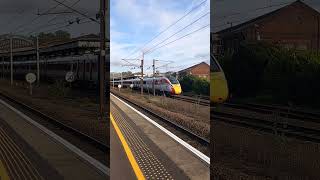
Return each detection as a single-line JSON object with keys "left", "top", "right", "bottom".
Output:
{"left": 112, "top": 92, "right": 210, "bottom": 147}
{"left": 0, "top": 90, "right": 110, "bottom": 167}
{"left": 223, "top": 102, "right": 320, "bottom": 123}
{"left": 212, "top": 109, "right": 320, "bottom": 143}
{"left": 171, "top": 95, "right": 210, "bottom": 106}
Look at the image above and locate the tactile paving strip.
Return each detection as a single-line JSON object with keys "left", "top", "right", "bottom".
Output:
{"left": 111, "top": 106, "right": 174, "bottom": 180}
{"left": 0, "top": 126, "right": 44, "bottom": 180}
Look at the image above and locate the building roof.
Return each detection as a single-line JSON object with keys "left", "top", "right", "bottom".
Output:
{"left": 178, "top": 62, "right": 209, "bottom": 73}
{"left": 39, "top": 33, "right": 107, "bottom": 48}
{"left": 0, "top": 34, "right": 109, "bottom": 55}
{"left": 215, "top": 0, "right": 320, "bottom": 35}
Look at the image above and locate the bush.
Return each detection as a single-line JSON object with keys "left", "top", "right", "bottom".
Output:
{"left": 219, "top": 42, "right": 320, "bottom": 107}
{"left": 179, "top": 75, "right": 209, "bottom": 96}
{"left": 48, "top": 80, "right": 70, "bottom": 97}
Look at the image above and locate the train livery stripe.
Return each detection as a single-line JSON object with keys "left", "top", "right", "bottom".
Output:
{"left": 111, "top": 93, "right": 210, "bottom": 165}
{"left": 110, "top": 113, "right": 145, "bottom": 180}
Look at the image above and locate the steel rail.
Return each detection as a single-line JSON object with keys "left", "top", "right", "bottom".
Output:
{"left": 223, "top": 102, "right": 320, "bottom": 123}
{"left": 171, "top": 95, "right": 210, "bottom": 106}
{"left": 212, "top": 110, "right": 320, "bottom": 143}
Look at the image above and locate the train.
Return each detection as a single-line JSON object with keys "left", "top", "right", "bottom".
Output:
{"left": 211, "top": 55, "right": 228, "bottom": 103}
{"left": 112, "top": 76, "right": 182, "bottom": 96}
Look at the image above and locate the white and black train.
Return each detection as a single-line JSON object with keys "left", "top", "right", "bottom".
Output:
{"left": 112, "top": 76, "right": 182, "bottom": 96}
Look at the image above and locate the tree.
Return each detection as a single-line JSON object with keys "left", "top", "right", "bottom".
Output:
{"left": 55, "top": 30, "right": 71, "bottom": 40}
{"left": 31, "top": 30, "right": 71, "bottom": 45}
{"left": 179, "top": 75, "right": 209, "bottom": 96}
{"left": 219, "top": 41, "right": 320, "bottom": 107}
{"left": 122, "top": 71, "right": 133, "bottom": 77}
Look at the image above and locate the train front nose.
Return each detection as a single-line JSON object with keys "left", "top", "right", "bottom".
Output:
{"left": 211, "top": 72, "right": 228, "bottom": 103}
{"left": 172, "top": 84, "right": 182, "bottom": 95}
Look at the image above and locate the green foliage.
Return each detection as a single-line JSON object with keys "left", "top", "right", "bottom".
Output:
{"left": 121, "top": 71, "right": 133, "bottom": 77}
{"left": 219, "top": 42, "right": 320, "bottom": 107}
{"left": 179, "top": 75, "right": 209, "bottom": 96}
{"left": 48, "top": 80, "right": 70, "bottom": 97}
{"left": 30, "top": 30, "right": 71, "bottom": 44}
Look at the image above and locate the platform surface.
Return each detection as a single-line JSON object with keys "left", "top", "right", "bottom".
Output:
{"left": 0, "top": 99, "right": 107, "bottom": 180}
{"left": 110, "top": 94, "right": 209, "bottom": 179}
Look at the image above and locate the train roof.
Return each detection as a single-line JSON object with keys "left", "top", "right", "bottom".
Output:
{"left": 113, "top": 75, "right": 173, "bottom": 81}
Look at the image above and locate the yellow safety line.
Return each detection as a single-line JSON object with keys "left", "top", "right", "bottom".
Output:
{"left": 110, "top": 114, "right": 145, "bottom": 180}
{"left": 0, "top": 160, "right": 10, "bottom": 180}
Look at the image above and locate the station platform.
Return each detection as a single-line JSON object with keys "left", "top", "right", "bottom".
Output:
{"left": 110, "top": 93, "right": 210, "bottom": 179}
{"left": 0, "top": 98, "right": 108, "bottom": 180}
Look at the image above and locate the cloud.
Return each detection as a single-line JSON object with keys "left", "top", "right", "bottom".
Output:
{"left": 110, "top": 38, "right": 142, "bottom": 72}
{"left": 0, "top": 0, "right": 100, "bottom": 36}
{"left": 111, "top": 0, "right": 210, "bottom": 74}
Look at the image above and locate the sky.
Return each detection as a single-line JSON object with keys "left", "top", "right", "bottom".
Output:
{"left": 0, "top": 0, "right": 107, "bottom": 38}
{"left": 110, "top": 0, "right": 210, "bottom": 74}
{"left": 212, "top": 0, "right": 320, "bottom": 33}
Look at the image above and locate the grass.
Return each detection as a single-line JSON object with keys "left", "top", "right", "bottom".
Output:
{"left": 48, "top": 80, "right": 71, "bottom": 97}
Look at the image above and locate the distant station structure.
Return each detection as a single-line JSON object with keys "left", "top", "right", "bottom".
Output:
{"left": 0, "top": 34, "right": 110, "bottom": 85}
{"left": 0, "top": 34, "right": 102, "bottom": 59}
{"left": 212, "top": 0, "right": 320, "bottom": 56}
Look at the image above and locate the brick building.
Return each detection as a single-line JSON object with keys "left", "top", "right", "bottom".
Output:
{"left": 178, "top": 62, "right": 210, "bottom": 80}
{"left": 213, "top": 0, "right": 320, "bottom": 56}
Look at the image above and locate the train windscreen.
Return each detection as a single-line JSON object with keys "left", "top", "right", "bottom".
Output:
{"left": 211, "top": 55, "right": 221, "bottom": 72}
{"left": 168, "top": 76, "right": 179, "bottom": 84}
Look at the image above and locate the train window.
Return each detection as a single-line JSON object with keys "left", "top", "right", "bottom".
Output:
{"left": 211, "top": 55, "right": 221, "bottom": 72}
{"left": 168, "top": 76, "right": 179, "bottom": 84}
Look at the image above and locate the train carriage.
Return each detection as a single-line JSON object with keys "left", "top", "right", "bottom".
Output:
{"left": 112, "top": 76, "right": 182, "bottom": 96}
